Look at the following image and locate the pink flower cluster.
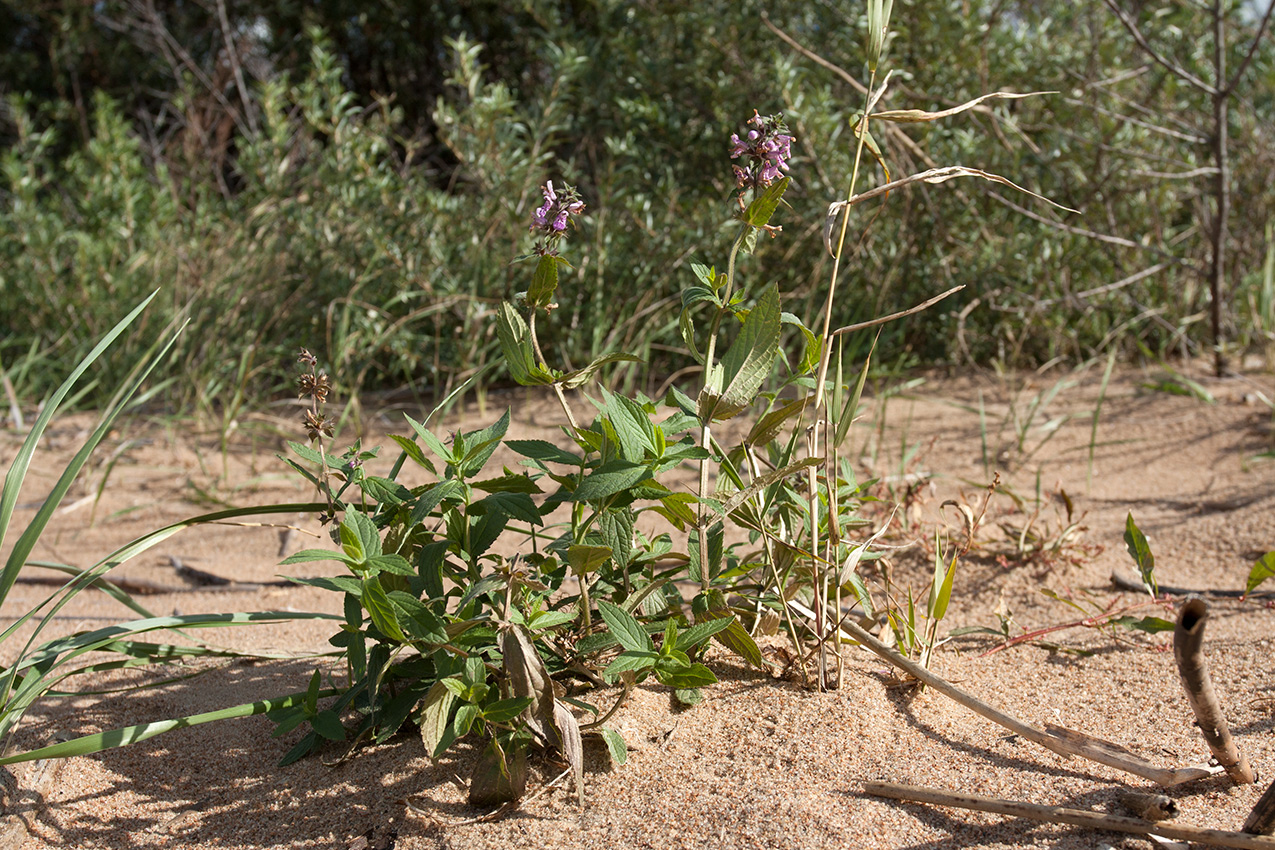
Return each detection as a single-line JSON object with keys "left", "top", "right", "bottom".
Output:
{"left": 531, "top": 180, "right": 585, "bottom": 235}
{"left": 729, "top": 112, "right": 794, "bottom": 191}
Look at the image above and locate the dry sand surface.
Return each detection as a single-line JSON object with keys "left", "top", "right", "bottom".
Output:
{"left": 1, "top": 364, "right": 1273, "bottom": 850}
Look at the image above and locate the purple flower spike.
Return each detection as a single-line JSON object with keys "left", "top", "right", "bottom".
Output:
{"left": 728, "top": 111, "right": 796, "bottom": 194}
{"left": 529, "top": 179, "right": 586, "bottom": 254}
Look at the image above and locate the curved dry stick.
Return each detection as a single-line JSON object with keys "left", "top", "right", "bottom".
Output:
{"left": 1174, "top": 598, "right": 1255, "bottom": 784}
{"left": 812, "top": 609, "right": 1218, "bottom": 786}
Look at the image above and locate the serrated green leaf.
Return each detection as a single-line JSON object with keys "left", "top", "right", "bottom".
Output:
{"left": 280, "top": 548, "right": 355, "bottom": 566}
{"left": 673, "top": 688, "right": 703, "bottom": 706}
{"left": 560, "top": 353, "right": 644, "bottom": 390}
{"left": 419, "top": 680, "right": 457, "bottom": 758}
{"left": 658, "top": 663, "right": 716, "bottom": 689}
{"left": 505, "top": 439, "right": 583, "bottom": 466}
{"left": 481, "top": 697, "right": 535, "bottom": 725}
{"left": 527, "top": 254, "right": 562, "bottom": 308}
{"left": 701, "top": 284, "right": 781, "bottom": 422}
{"left": 404, "top": 413, "right": 455, "bottom": 463}
{"left": 597, "top": 600, "right": 652, "bottom": 653}
{"left": 362, "top": 476, "right": 414, "bottom": 506}
{"left": 361, "top": 576, "right": 406, "bottom": 643}
{"left": 604, "top": 650, "right": 659, "bottom": 677}
{"left": 364, "top": 553, "right": 414, "bottom": 577}
{"left": 743, "top": 176, "right": 789, "bottom": 228}
{"left": 496, "top": 302, "right": 555, "bottom": 386}
{"left": 572, "top": 460, "right": 652, "bottom": 502}
{"left": 388, "top": 434, "right": 436, "bottom": 474}
{"left": 675, "top": 616, "right": 734, "bottom": 652}
{"left": 568, "top": 544, "right": 613, "bottom": 574}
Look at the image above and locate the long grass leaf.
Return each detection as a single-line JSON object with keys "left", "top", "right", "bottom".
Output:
{"left": 0, "top": 291, "right": 159, "bottom": 603}
{"left": 0, "top": 688, "right": 341, "bottom": 766}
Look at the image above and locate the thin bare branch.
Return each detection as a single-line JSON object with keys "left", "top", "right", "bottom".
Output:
{"left": 864, "top": 782, "right": 1275, "bottom": 849}
{"left": 831, "top": 286, "right": 965, "bottom": 338}
{"left": 1225, "top": 0, "right": 1275, "bottom": 94}
{"left": 1103, "top": 0, "right": 1218, "bottom": 94}
{"left": 830, "top": 615, "right": 1219, "bottom": 786}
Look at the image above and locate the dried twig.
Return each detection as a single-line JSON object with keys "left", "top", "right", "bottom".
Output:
{"left": 830, "top": 286, "right": 965, "bottom": 338}
{"left": 1243, "top": 780, "right": 1275, "bottom": 835}
{"left": 832, "top": 616, "right": 1219, "bottom": 786}
{"left": 864, "top": 781, "right": 1275, "bottom": 850}
{"left": 1174, "top": 599, "right": 1255, "bottom": 784}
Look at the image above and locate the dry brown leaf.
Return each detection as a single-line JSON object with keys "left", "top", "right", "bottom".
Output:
{"left": 553, "top": 699, "right": 584, "bottom": 807}
{"left": 871, "top": 90, "right": 1053, "bottom": 123}
{"left": 500, "top": 625, "right": 560, "bottom": 748}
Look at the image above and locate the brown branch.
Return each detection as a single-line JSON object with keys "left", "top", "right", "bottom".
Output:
{"left": 1225, "top": 0, "right": 1275, "bottom": 94}
{"left": 1174, "top": 599, "right": 1255, "bottom": 784}
{"left": 864, "top": 782, "right": 1275, "bottom": 850}
{"left": 1244, "top": 780, "right": 1275, "bottom": 835}
{"left": 831, "top": 286, "right": 965, "bottom": 338}
{"left": 1102, "top": 0, "right": 1218, "bottom": 94}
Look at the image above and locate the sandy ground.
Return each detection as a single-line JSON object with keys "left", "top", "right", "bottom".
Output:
{"left": 0, "top": 363, "right": 1273, "bottom": 850}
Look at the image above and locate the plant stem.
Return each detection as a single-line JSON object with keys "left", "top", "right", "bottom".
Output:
{"left": 527, "top": 309, "right": 582, "bottom": 434}
{"left": 695, "top": 224, "right": 751, "bottom": 593}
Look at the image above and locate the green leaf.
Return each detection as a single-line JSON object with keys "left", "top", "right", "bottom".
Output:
{"left": 568, "top": 544, "right": 612, "bottom": 574}
{"left": 1123, "top": 513, "right": 1157, "bottom": 597}
{"left": 1110, "top": 615, "right": 1175, "bottom": 634}
{"left": 675, "top": 614, "right": 735, "bottom": 652}
{"left": 361, "top": 576, "right": 407, "bottom": 643}
{"left": 673, "top": 688, "right": 703, "bottom": 706}
{"left": 404, "top": 414, "right": 455, "bottom": 463}
{"left": 560, "top": 353, "right": 644, "bottom": 390}
{"left": 474, "top": 491, "right": 542, "bottom": 526}
{"left": 340, "top": 510, "right": 382, "bottom": 564}
{"left": 481, "top": 697, "right": 535, "bottom": 725}
{"left": 572, "top": 460, "right": 653, "bottom": 502}
{"left": 505, "top": 440, "right": 582, "bottom": 466}
{"left": 527, "top": 254, "right": 563, "bottom": 308}
{"left": 1245, "top": 551, "right": 1275, "bottom": 597}
{"left": 0, "top": 688, "right": 329, "bottom": 766}
{"left": 658, "top": 663, "right": 717, "bottom": 689}
{"left": 699, "top": 284, "right": 781, "bottom": 422}
{"left": 604, "top": 650, "right": 659, "bottom": 677}
{"left": 496, "top": 302, "right": 555, "bottom": 386}
{"left": 453, "top": 703, "right": 479, "bottom": 737}
{"left": 473, "top": 472, "right": 542, "bottom": 495}
{"left": 387, "top": 591, "right": 447, "bottom": 643}
{"left": 287, "top": 575, "right": 362, "bottom": 596}
{"left": 362, "top": 476, "right": 413, "bottom": 506}
{"left": 409, "top": 479, "right": 465, "bottom": 528}
{"left": 280, "top": 548, "right": 355, "bottom": 567}
{"left": 743, "top": 176, "right": 789, "bottom": 228}
{"left": 458, "top": 409, "right": 512, "bottom": 478}
{"left": 599, "top": 509, "right": 635, "bottom": 570}
{"left": 363, "top": 554, "right": 414, "bottom": 577}
{"left": 311, "top": 709, "right": 346, "bottom": 741}
{"left": 419, "top": 680, "right": 458, "bottom": 758}
{"left": 601, "top": 727, "right": 628, "bottom": 766}
{"left": 387, "top": 434, "right": 437, "bottom": 474}
{"left": 597, "top": 600, "right": 653, "bottom": 653}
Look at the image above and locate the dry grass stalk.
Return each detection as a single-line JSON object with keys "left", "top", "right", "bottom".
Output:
{"left": 1173, "top": 598, "right": 1255, "bottom": 784}
{"left": 864, "top": 781, "right": 1275, "bottom": 850}
{"left": 834, "top": 616, "right": 1219, "bottom": 786}
{"left": 1243, "top": 781, "right": 1275, "bottom": 835}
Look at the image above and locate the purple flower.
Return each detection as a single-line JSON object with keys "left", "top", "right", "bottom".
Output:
{"left": 528, "top": 179, "right": 586, "bottom": 254}
{"left": 729, "top": 111, "right": 796, "bottom": 193}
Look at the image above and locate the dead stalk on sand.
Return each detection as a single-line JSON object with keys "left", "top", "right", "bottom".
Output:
{"left": 863, "top": 782, "right": 1275, "bottom": 850}
{"left": 805, "top": 607, "right": 1220, "bottom": 786}
{"left": 1174, "top": 598, "right": 1255, "bottom": 784}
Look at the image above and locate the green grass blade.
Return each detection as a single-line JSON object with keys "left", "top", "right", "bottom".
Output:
{"left": 0, "top": 291, "right": 159, "bottom": 604}
{"left": 0, "top": 688, "right": 341, "bottom": 766}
